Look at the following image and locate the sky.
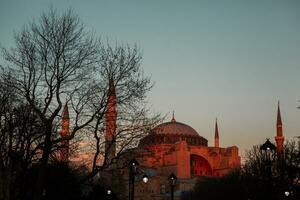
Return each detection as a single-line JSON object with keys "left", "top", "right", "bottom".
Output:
{"left": 1, "top": 0, "right": 300, "bottom": 159}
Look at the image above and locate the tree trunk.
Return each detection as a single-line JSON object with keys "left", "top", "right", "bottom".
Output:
{"left": 32, "top": 127, "right": 52, "bottom": 200}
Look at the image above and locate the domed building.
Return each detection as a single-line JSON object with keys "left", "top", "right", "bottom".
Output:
{"left": 130, "top": 115, "right": 241, "bottom": 200}
{"left": 99, "top": 81, "right": 240, "bottom": 200}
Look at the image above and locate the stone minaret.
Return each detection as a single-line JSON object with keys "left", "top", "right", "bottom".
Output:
{"left": 105, "top": 79, "right": 117, "bottom": 163}
{"left": 214, "top": 118, "right": 219, "bottom": 148}
{"left": 275, "top": 101, "right": 284, "bottom": 162}
{"left": 60, "top": 102, "right": 70, "bottom": 161}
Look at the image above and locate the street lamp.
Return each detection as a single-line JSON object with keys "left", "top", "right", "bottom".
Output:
{"left": 285, "top": 191, "right": 290, "bottom": 197}
{"left": 128, "top": 159, "right": 149, "bottom": 200}
{"left": 260, "top": 139, "right": 276, "bottom": 164}
{"left": 260, "top": 139, "right": 276, "bottom": 198}
{"left": 128, "top": 159, "right": 138, "bottom": 200}
{"left": 260, "top": 139, "right": 276, "bottom": 152}
{"left": 168, "top": 173, "right": 177, "bottom": 200}
{"left": 142, "top": 174, "right": 149, "bottom": 183}
{"left": 106, "top": 188, "right": 112, "bottom": 200}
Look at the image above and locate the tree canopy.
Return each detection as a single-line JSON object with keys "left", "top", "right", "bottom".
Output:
{"left": 0, "top": 8, "right": 159, "bottom": 200}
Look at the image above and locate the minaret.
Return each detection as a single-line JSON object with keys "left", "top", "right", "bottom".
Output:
{"left": 275, "top": 101, "right": 284, "bottom": 162}
{"left": 105, "top": 79, "right": 117, "bottom": 163}
{"left": 214, "top": 118, "right": 219, "bottom": 148}
{"left": 60, "top": 102, "right": 70, "bottom": 161}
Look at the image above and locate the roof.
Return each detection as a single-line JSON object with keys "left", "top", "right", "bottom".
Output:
{"left": 139, "top": 120, "right": 208, "bottom": 147}
{"left": 151, "top": 121, "right": 200, "bottom": 137}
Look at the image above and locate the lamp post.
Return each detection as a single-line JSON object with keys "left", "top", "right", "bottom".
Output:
{"left": 128, "top": 159, "right": 149, "bottom": 200}
{"left": 168, "top": 173, "right": 177, "bottom": 200}
{"left": 260, "top": 139, "right": 276, "bottom": 198}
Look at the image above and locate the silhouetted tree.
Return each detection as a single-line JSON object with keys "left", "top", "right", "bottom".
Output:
{"left": 244, "top": 141, "right": 300, "bottom": 199}
{"left": 1, "top": 8, "right": 159, "bottom": 200}
{"left": 0, "top": 73, "right": 46, "bottom": 200}
{"left": 1, "top": 8, "right": 102, "bottom": 200}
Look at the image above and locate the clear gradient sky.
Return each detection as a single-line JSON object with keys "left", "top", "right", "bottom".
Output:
{"left": 1, "top": 0, "right": 300, "bottom": 160}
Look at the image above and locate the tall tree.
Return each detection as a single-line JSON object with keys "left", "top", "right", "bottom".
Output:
{"left": 1, "top": 8, "right": 159, "bottom": 200}
{"left": 2, "top": 8, "right": 102, "bottom": 200}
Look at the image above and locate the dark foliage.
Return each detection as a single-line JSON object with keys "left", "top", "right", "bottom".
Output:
{"left": 21, "top": 161, "right": 83, "bottom": 200}
{"left": 182, "top": 171, "right": 248, "bottom": 200}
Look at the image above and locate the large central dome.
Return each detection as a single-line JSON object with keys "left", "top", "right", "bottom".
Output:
{"left": 152, "top": 121, "right": 200, "bottom": 137}
{"left": 139, "top": 118, "right": 208, "bottom": 147}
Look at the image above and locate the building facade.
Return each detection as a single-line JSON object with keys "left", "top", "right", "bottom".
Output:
{"left": 129, "top": 116, "right": 241, "bottom": 200}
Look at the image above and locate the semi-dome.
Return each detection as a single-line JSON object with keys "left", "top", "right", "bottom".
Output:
{"left": 139, "top": 117, "right": 208, "bottom": 147}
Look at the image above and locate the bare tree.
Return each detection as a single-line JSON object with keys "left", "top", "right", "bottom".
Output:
{"left": 0, "top": 71, "right": 46, "bottom": 200}
{"left": 243, "top": 140, "right": 300, "bottom": 199}
{"left": 1, "top": 8, "right": 101, "bottom": 200}
{"left": 1, "top": 8, "right": 160, "bottom": 200}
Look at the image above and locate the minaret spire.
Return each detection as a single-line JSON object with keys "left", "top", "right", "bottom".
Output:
{"left": 277, "top": 101, "right": 282, "bottom": 127}
{"left": 275, "top": 101, "right": 284, "bottom": 162}
{"left": 214, "top": 118, "right": 219, "bottom": 148}
{"left": 105, "top": 79, "right": 117, "bottom": 163}
{"left": 62, "top": 102, "right": 69, "bottom": 120}
{"left": 60, "top": 102, "right": 70, "bottom": 161}
{"left": 171, "top": 111, "right": 176, "bottom": 122}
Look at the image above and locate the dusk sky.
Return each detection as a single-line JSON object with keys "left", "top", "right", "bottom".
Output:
{"left": 1, "top": 0, "right": 300, "bottom": 159}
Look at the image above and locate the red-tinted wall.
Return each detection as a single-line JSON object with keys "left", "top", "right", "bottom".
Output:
{"left": 190, "top": 154, "right": 212, "bottom": 176}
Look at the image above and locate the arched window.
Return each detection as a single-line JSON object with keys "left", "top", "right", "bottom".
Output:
{"left": 190, "top": 155, "right": 212, "bottom": 176}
